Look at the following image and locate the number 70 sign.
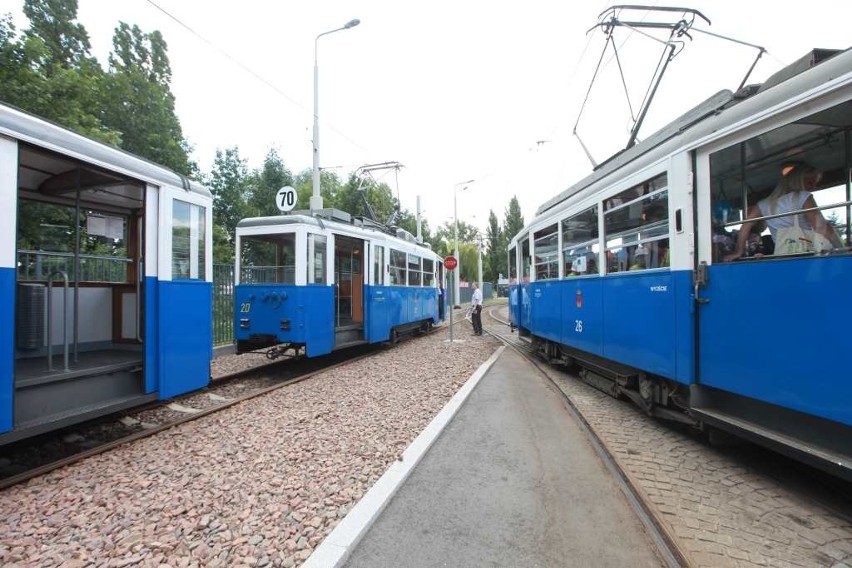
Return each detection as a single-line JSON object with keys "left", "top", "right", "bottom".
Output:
{"left": 276, "top": 186, "right": 297, "bottom": 212}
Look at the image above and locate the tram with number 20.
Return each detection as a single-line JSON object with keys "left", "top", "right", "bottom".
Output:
{"left": 509, "top": 47, "right": 852, "bottom": 479}
{"left": 233, "top": 209, "right": 445, "bottom": 358}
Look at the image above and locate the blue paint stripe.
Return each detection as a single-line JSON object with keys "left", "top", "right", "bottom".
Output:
{"left": 0, "top": 268, "right": 13, "bottom": 433}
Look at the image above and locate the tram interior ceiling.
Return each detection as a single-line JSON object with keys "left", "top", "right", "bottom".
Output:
{"left": 11, "top": 142, "right": 148, "bottom": 441}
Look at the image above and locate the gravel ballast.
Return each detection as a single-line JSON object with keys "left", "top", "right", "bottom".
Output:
{"left": 1, "top": 327, "right": 499, "bottom": 568}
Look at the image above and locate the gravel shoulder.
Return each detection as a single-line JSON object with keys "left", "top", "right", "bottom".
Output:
{"left": 0, "top": 325, "right": 499, "bottom": 568}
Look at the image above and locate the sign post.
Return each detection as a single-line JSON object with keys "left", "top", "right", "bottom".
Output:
{"left": 444, "top": 255, "right": 458, "bottom": 343}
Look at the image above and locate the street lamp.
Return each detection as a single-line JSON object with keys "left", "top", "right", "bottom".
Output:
{"left": 311, "top": 18, "right": 361, "bottom": 211}
{"left": 453, "top": 179, "right": 474, "bottom": 307}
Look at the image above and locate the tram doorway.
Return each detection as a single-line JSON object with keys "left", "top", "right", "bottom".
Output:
{"left": 9, "top": 144, "right": 149, "bottom": 442}
{"left": 334, "top": 236, "right": 365, "bottom": 344}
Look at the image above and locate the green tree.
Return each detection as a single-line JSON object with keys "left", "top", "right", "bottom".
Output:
{"left": 0, "top": 1, "right": 119, "bottom": 144}
{"left": 208, "top": 147, "right": 251, "bottom": 259}
{"left": 248, "top": 148, "right": 293, "bottom": 218}
{"left": 485, "top": 209, "right": 504, "bottom": 285}
{"left": 102, "top": 22, "right": 190, "bottom": 173}
{"left": 503, "top": 196, "right": 525, "bottom": 243}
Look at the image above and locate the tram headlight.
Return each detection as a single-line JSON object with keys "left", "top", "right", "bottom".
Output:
{"left": 280, "top": 319, "right": 291, "bottom": 331}
{"left": 240, "top": 318, "right": 250, "bottom": 329}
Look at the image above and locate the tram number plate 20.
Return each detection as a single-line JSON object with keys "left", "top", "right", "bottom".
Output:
{"left": 240, "top": 303, "right": 251, "bottom": 313}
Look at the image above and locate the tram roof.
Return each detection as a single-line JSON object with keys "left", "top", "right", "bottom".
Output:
{"left": 0, "top": 101, "right": 211, "bottom": 199}
{"left": 535, "top": 47, "right": 850, "bottom": 218}
{"left": 238, "top": 213, "right": 440, "bottom": 256}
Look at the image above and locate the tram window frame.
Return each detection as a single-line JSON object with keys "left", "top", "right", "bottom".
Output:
{"left": 239, "top": 232, "right": 296, "bottom": 284}
{"left": 508, "top": 245, "right": 518, "bottom": 284}
{"left": 373, "top": 245, "right": 385, "bottom": 285}
{"left": 520, "top": 237, "right": 531, "bottom": 282}
{"left": 172, "top": 199, "right": 207, "bottom": 281}
{"left": 709, "top": 101, "right": 852, "bottom": 263}
{"left": 389, "top": 248, "right": 406, "bottom": 285}
{"left": 408, "top": 254, "right": 422, "bottom": 286}
{"left": 423, "top": 257, "right": 435, "bottom": 287}
{"left": 306, "top": 233, "right": 327, "bottom": 284}
{"left": 561, "top": 205, "right": 599, "bottom": 277}
{"left": 16, "top": 200, "right": 131, "bottom": 283}
{"left": 533, "top": 225, "right": 558, "bottom": 280}
{"left": 603, "top": 174, "right": 670, "bottom": 274}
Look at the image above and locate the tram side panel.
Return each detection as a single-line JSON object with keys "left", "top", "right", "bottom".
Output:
{"left": 529, "top": 281, "right": 561, "bottom": 343}
{"left": 157, "top": 280, "right": 212, "bottom": 398}
{"left": 559, "top": 278, "right": 604, "bottom": 357}
{"left": 0, "top": 137, "right": 14, "bottom": 433}
{"left": 601, "top": 272, "right": 678, "bottom": 380}
{"left": 699, "top": 258, "right": 852, "bottom": 426}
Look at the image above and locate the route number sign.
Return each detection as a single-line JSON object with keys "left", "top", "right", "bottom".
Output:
{"left": 276, "top": 186, "right": 297, "bottom": 212}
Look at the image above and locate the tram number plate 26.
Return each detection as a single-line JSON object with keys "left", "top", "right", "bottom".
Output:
{"left": 575, "top": 319, "right": 583, "bottom": 333}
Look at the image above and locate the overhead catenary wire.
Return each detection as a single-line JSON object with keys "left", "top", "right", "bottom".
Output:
{"left": 144, "top": 0, "right": 372, "bottom": 156}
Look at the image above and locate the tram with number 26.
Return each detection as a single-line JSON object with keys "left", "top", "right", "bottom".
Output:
{"left": 509, "top": 46, "right": 852, "bottom": 479}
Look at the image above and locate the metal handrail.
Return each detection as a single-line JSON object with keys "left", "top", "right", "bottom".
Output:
{"left": 47, "top": 271, "right": 69, "bottom": 372}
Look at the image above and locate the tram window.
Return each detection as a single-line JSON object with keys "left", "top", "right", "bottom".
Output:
{"left": 172, "top": 200, "right": 206, "bottom": 280}
{"left": 561, "top": 206, "right": 599, "bottom": 277}
{"left": 508, "top": 245, "right": 517, "bottom": 284}
{"left": 423, "top": 258, "right": 435, "bottom": 286}
{"left": 710, "top": 101, "right": 852, "bottom": 262}
{"left": 520, "top": 237, "right": 531, "bottom": 282}
{"left": 307, "top": 234, "right": 327, "bottom": 284}
{"left": 408, "top": 254, "right": 422, "bottom": 286}
{"left": 373, "top": 245, "right": 385, "bottom": 285}
{"left": 17, "top": 201, "right": 130, "bottom": 283}
{"left": 604, "top": 176, "right": 669, "bottom": 273}
{"left": 389, "top": 249, "right": 406, "bottom": 285}
{"left": 240, "top": 233, "right": 296, "bottom": 284}
{"left": 532, "top": 225, "right": 557, "bottom": 280}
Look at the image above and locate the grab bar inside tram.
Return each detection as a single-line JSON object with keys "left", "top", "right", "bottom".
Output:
{"left": 47, "top": 270, "right": 70, "bottom": 372}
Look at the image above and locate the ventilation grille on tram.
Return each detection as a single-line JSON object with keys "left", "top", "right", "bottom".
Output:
{"left": 16, "top": 283, "right": 45, "bottom": 350}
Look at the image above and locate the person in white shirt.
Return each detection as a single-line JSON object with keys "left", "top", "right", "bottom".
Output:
{"left": 725, "top": 163, "right": 841, "bottom": 261}
{"left": 471, "top": 283, "right": 483, "bottom": 335}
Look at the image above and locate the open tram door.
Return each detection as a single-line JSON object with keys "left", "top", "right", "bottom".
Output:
{"left": 333, "top": 234, "right": 366, "bottom": 348}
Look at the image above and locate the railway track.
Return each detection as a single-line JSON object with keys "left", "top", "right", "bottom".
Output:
{"left": 0, "top": 329, "right": 437, "bottom": 491}
{"left": 484, "top": 302, "right": 852, "bottom": 566}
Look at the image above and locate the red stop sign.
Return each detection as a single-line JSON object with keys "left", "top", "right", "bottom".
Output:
{"left": 444, "top": 255, "right": 458, "bottom": 270}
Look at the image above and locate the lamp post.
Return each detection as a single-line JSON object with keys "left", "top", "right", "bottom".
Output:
{"left": 453, "top": 179, "right": 474, "bottom": 307}
{"left": 311, "top": 18, "right": 361, "bottom": 211}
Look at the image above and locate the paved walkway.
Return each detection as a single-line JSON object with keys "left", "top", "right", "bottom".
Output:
{"left": 339, "top": 346, "right": 664, "bottom": 567}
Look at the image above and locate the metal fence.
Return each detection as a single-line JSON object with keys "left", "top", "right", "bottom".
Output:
{"left": 213, "top": 264, "right": 235, "bottom": 346}
{"left": 17, "top": 250, "right": 130, "bottom": 282}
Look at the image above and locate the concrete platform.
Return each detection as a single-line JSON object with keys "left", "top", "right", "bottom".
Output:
{"left": 308, "top": 346, "right": 665, "bottom": 567}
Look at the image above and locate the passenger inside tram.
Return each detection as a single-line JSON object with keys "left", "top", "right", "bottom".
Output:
{"left": 724, "top": 164, "right": 843, "bottom": 261}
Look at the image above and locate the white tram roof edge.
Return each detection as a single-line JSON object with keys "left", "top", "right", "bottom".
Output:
{"left": 0, "top": 101, "right": 211, "bottom": 199}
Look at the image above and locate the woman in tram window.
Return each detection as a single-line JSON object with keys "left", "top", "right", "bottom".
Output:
{"left": 724, "top": 163, "right": 842, "bottom": 261}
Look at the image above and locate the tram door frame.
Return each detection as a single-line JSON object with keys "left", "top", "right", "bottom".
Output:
{"left": 333, "top": 234, "right": 366, "bottom": 329}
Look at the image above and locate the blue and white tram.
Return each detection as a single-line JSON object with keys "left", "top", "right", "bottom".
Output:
{"left": 509, "top": 47, "right": 852, "bottom": 478}
{"left": 0, "top": 102, "right": 213, "bottom": 444}
{"left": 234, "top": 209, "right": 444, "bottom": 358}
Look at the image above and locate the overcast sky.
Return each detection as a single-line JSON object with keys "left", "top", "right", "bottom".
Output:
{"left": 3, "top": 0, "right": 851, "bottom": 233}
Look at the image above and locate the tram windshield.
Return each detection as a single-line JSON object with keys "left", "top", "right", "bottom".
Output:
{"left": 239, "top": 232, "right": 296, "bottom": 284}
